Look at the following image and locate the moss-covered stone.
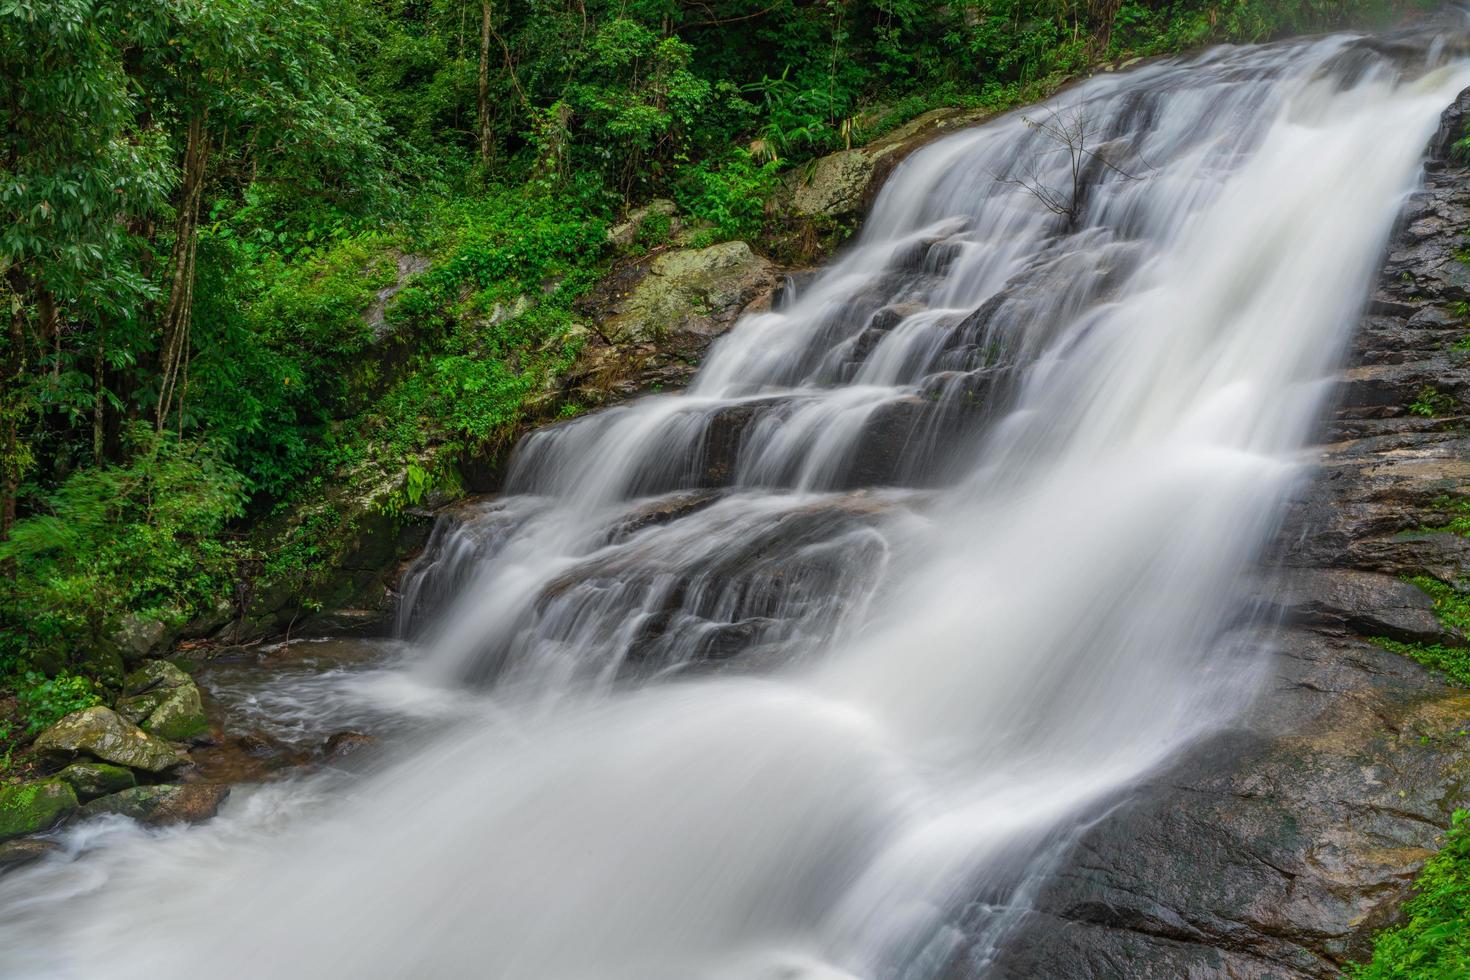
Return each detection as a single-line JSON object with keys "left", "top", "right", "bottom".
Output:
{"left": 107, "top": 613, "right": 174, "bottom": 665}
{"left": 139, "top": 685, "right": 208, "bottom": 742}
{"left": 79, "top": 784, "right": 229, "bottom": 827}
{"left": 115, "top": 660, "right": 209, "bottom": 743}
{"left": 56, "top": 761, "right": 137, "bottom": 802}
{"left": 32, "top": 706, "right": 188, "bottom": 774}
{"left": 602, "top": 242, "right": 777, "bottom": 345}
{"left": 0, "top": 779, "right": 78, "bottom": 842}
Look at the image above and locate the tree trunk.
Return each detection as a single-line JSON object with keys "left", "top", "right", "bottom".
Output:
{"left": 156, "top": 112, "right": 209, "bottom": 433}
{"left": 92, "top": 327, "right": 106, "bottom": 465}
{"left": 478, "top": 1, "right": 493, "bottom": 165}
{"left": 1, "top": 268, "right": 29, "bottom": 545}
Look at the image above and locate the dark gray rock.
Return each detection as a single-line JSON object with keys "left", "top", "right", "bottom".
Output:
{"left": 948, "top": 99, "right": 1470, "bottom": 979}
{"left": 79, "top": 784, "right": 230, "bottom": 827}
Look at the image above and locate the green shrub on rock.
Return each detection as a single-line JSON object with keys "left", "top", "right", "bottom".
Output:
{"left": 1350, "top": 810, "right": 1470, "bottom": 979}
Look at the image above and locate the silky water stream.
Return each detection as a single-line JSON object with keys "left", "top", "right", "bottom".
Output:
{"left": 2, "top": 30, "right": 1468, "bottom": 980}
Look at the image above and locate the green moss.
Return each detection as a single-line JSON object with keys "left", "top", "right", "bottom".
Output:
{"left": 0, "top": 779, "right": 78, "bottom": 843}
{"left": 1414, "top": 497, "right": 1470, "bottom": 537}
{"left": 1372, "top": 577, "right": 1470, "bottom": 687}
{"left": 1372, "top": 638, "right": 1470, "bottom": 688}
{"left": 1349, "top": 810, "right": 1470, "bottom": 979}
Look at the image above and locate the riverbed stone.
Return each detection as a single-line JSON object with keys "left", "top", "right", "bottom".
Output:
{"left": 0, "top": 779, "right": 78, "bottom": 843}
{"left": 56, "top": 762, "right": 137, "bottom": 802}
{"left": 33, "top": 707, "right": 188, "bottom": 774}
{"left": 79, "top": 784, "right": 229, "bottom": 826}
{"left": 0, "top": 837, "right": 61, "bottom": 872}
{"left": 115, "top": 660, "right": 209, "bottom": 743}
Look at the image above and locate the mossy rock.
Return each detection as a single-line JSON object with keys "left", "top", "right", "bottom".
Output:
{"left": 79, "top": 784, "right": 229, "bottom": 827}
{"left": 139, "top": 685, "right": 208, "bottom": 742}
{"left": 106, "top": 613, "right": 175, "bottom": 666}
{"left": 115, "top": 660, "right": 209, "bottom": 743}
{"left": 76, "top": 644, "right": 125, "bottom": 690}
{"left": 32, "top": 706, "right": 188, "bottom": 774}
{"left": 601, "top": 241, "right": 777, "bottom": 345}
{"left": 0, "top": 779, "right": 78, "bottom": 843}
{"left": 56, "top": 762, "right": 137, "bottom": 802}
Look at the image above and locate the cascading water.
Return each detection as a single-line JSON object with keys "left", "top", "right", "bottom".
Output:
{"left": 2, "top": 30, "right": 1468, "bottom": 980}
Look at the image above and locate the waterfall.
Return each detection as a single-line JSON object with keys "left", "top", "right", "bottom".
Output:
{"left": 3, "top": 31, "right": 1468, "bottom": 980}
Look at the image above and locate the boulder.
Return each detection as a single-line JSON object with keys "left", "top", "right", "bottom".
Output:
{"left": 0, "top": 837, "right": 61, "bottom": 871}
{"left": 322, "top": 731, "right": 376, "bottom": 759}
{"left": 601, "top": 241, "right": 779, "bottom": 345}
{"left": 607, "top": 198, "right": 678, "bottom": 249}
{"left": 177, "top": 597, "right": 236, "bottom": 640}
{"left": 0, "top": 779, "right": 78, "bottom": 843}
{"left": 79, "top": 784, "right": 229, "bottom": 827}
{"left": 32, "top": 707, "right": 188, "bottom": 774}
{"left": 784, "top": 107, "right": 991, "bottom": 222}
{"left": 56, "top": 762, "right": 137, "bottom": 802}
{"left": 108, "top": 613, "right": 174, "bottom": 665}
{"left": 115, "top": 661, "right": 209, "bottom": 743}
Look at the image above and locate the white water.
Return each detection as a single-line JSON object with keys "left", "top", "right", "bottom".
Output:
{"left": 3, "top": 34, "right": 1468, "bottom": 980}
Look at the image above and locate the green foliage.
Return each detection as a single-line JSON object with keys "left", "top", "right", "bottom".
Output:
{"left": 0, "top": 429, "right": 246, "bottom": 674}
{"left": 1373, "top": 637, "right": 1470, "bottom": 688}
{"left": 1349, "top": 810, "right": 1470, "bottom": 979}
{"left": 1372, "top": 576, "right": 1470, "bottom": 687}
{"left": 13, "top": 672, "right": 101, "bottom": 735}
{"left": 1419, "top": 497, "right": 1470, "bottom": 537}
{"left": 675, "top": 152, "right": 781, "bottom": 243}
{"left": 1409, "top": 385, "right": 1457, "bottom": 418}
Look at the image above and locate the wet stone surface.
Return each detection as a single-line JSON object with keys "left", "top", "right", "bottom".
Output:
{"left": 950, "top": 101, "right": 1470, "bottom": 980}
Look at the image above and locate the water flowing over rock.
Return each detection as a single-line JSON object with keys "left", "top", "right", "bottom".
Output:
{"left": 77, "top": 785, "right": 230, "bottom": 827}
{"left": 4, "top": 28, "right": 1470, "bottom": 980}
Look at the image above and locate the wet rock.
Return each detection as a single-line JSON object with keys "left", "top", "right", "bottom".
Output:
{"left": 115, "top": 660, "right": 209, "bottom": 743}
{"left": 79, "top": 784, "right": 229, "bottom": 826}
{"left": 601, "top": 241, "right": 779, "bottom": 345}
{"left": 0, "top": 779, "right": 78, "bottom": 843}
{"left": 1261, "top": 568, "right": 1456, "bottom": 645}
{"left": 56, "top": 761, "right": 137, "bottom": 802}
{"left": 32, "top": 707, "right": 188, "bottom": 774}
{"left": 951, "top": 104, "right": 1470, "bottom": 980}
{"left": 322, "top": 731, "right": 376, "bottom": 759}
{"left": 291, "top": 608, "right": 389, "bottom": 639}
{"left": 0, "top": 837, "right": 61, "bottom": 872}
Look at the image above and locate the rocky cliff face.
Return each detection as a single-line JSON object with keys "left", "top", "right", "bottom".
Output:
{"left": 949, "top": 94, "right": 1470, "bottom": 980}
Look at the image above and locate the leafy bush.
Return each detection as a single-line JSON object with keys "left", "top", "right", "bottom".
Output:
{"left": 675, "top": 152, "right": 780, "bottom": 243}
{"left": 14, "top": 672, "right": 101, "bottom": 735}
{"left": 0, "top": 428, "right": 247, "bottom": 676}
{"left": 1350, "top": 810, "right": 1470, "bottom": 979}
